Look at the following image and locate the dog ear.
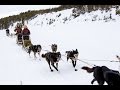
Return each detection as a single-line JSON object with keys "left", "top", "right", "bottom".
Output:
{"left": 116, "top": 55, "right": 119, "bottom": 58}
{"left": 76, "top": 49, "right": 78, "bottom": 52}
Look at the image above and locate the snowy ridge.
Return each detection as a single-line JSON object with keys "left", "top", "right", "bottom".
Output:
{"left": 0, "top": 5, "right": 60, "bottom": 19}
{"left": 28, "top": 7, "right": 120, "bottom": 27}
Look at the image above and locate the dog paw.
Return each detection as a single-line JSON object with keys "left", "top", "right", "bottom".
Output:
{"left": 51, "top": 70, "right": 53, "bottom": 72}
{"left": 75, "top": 69, "right": 78, "bottom": 71}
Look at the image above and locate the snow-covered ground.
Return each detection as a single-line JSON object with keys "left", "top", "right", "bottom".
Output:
{"left": 0, "top": 7, "right": 120, "bottom": 85}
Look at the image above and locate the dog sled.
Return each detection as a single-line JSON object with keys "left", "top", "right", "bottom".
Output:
{"left": 16, "top": 33, "right": 23, "bottom": 45}
{"left": 22, "top": 35, "right": 32, "bottom": 51}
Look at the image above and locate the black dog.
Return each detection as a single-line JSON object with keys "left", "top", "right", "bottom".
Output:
{"left": 6, "top": 29, "right": 10, "bottom": 36}
{"left": 28, "top": 45, "right": 42, "bottom": 59}
{"left": 41, "top": 52, "right": 61, "bottom": 72}
{"left": 66, "top": 49, "right": 79, "bottom": 71}
{"left": 51, "top": 44, "right": 57, "bottom": 53}
{"left": 101, "top": 66, "right": 120, "bottom": 85}
{"left": 82, "top": 66, "right": 106, "bottom": 85}
{"left": 82, "top": 66, "right": 120, "bottom": 85}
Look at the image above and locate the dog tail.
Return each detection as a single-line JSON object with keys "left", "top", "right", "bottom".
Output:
{"left": 81, "top": 66, "right": 93, "bottom": 73}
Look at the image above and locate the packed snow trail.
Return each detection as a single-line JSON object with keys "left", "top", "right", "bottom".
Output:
{"left": 0, "top": 30, "right": 95, "bottom": 85}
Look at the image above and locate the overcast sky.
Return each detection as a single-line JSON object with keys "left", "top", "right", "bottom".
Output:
{"left": 0, "top": 5, "right": 60, "bottom": 18}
